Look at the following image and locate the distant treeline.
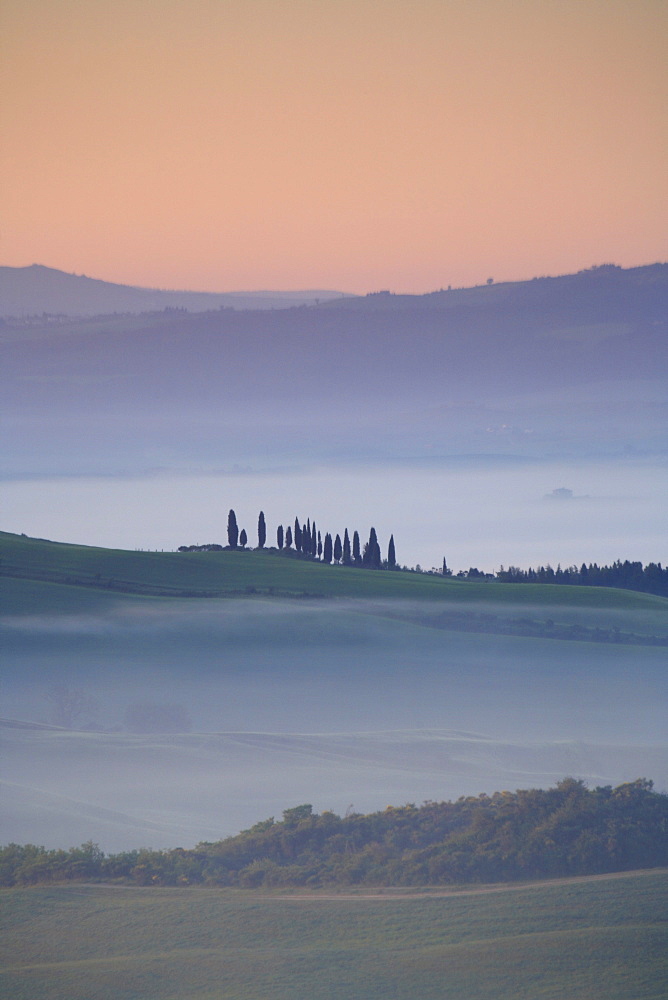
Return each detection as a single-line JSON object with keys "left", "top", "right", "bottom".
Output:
{"left": 496, "top": 560, "right": 668, "bottom": 598}
{"left": 179, "top": 509, "right": 397, "bottom": 570}
{"left": 2, "top": 779, "right": 666, "bottom": 889}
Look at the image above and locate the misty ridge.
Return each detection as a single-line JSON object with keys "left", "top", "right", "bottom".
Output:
{"left": 0, "top": 264, "right": 352, "bottom": 317}
{"left": 2, "top": 262, "right": 667, "bottom": 482}
{"left": 4, "top": 594, "right": 667, "bottom": 738}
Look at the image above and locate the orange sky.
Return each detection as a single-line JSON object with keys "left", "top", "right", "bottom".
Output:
{"left": 2, "top": 0, "right": 666, "bottom": 293}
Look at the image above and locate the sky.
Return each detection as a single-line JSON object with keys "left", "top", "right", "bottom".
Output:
{"left": 2, "top": 0, "right": 666, "bottom": 294}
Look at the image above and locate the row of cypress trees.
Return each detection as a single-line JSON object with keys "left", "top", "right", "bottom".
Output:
{"left": 227, "top": 509, "right": 396, "bottom": 570}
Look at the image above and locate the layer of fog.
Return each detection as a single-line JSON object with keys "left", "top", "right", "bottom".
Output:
{"left": 4, "top": 597, "right": 666, "bottom": 740}
{"left": 4, "top": 378, "right": 667, "bottom": 480}
{"left": 2, "top": 456, "right": 666, "bottom": 573}
{"left": 2, "top": 597, "right": 666, "bottom": 849}
{"left": 3, "top": 724, "right": 666, "bottom": 854}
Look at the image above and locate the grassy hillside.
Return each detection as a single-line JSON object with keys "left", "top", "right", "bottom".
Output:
{"left": 2, "top": 530, "right": 664, "bottom": 610}
{"left": 1, "top": 871, "right": 666, "bottom": 999}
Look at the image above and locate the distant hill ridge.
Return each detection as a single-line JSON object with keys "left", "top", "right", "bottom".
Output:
{"left": 334, "top": 261, "right": 668, "bottom": 315}
{"left": 2, "top": 261, "right": 666, "bottom": 319}
{"left": 2, "top": 261, "right": 667, "bottom": 476}
{"left": 0, "top": 264, "right": 353, "bottom": 318}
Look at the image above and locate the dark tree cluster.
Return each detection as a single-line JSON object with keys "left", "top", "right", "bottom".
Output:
{"left": 272, "top": 513, "right": 396, "bottom": 570}
{"left": 496, "top": 560, "right": 668, "bottom": 598}
{"left": 178, "top": 509, "right": 396, "bottom": 568}
{"left": 2, "top": 779, "right": 665, "bottom": 889}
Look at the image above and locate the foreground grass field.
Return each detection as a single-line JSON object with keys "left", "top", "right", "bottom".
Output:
{"left": 1, "top": 870, "right": 666, "bottom": 1000}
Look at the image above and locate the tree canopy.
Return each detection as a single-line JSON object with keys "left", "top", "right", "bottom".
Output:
{"left": 2, "top": 779, "right": 665, "bottom": 889}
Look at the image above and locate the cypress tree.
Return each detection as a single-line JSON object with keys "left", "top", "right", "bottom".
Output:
{"left": 285, "top": 525, "right": 293, "bottom": 548}
{"left": 323, "top": 532, "right": 333, "bottom": 564}
{"left": 227, "top": 509, "right": 239, "bottom": 548}
{"left": 317, "top": 531, "right": 322, "bottom": 558}
{"left": 294, "top": 518, "right": 302, "bottom": 552}
{"left": 311, "top": 521, "right": 317, "bottom": 557}
{"left": 342, "top": 528, "right": 351, "bottom": 565}
{"left": 277, "top": 524, "right": 284, "bottom": 549}
{"left": 352, "top": 530, "right": 361, "bottom": 565}
{"left": 388, "top": 534, "right": 396, "bottom": 569}
{"left": 239, "top": 528, "right": 247, "bottom": 548}
{"left": 363, "top": 527, "right": 381, "bottom": 568}
{"left": 257, "top": 511, "right": 266, "bottom": 549}
{"left": 333, "top": 533, "right": 342, "bottom": 563}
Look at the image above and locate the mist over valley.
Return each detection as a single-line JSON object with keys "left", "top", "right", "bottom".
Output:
{"left": 1, "top": 262, "right": 667, "bottom": 855}
{"left": 2, "top": 580, "right": 667, "bottom": 851}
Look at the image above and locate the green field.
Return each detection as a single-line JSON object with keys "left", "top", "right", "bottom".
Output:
{"left": 2, "top": 529, "right": 665, "bottom": 609}
{"left": 3, "top": 530, "right": 667, "bottom": 656}
{"left": 1, "top": 871, "right": 666, "bottom": 1000}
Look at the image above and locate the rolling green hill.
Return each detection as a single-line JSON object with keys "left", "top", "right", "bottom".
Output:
{"left": 2, "top": 530, "right": 664, "bottom": 608}
{"left": 2, "top": 531, "right": 667, "bottom": 651}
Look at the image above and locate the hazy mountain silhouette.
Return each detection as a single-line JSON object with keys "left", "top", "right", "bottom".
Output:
{"left": 0, "top": 264, "right": 352, "bottom": 317}
{"left": 2, "top": 262, "right": 666, "bottom": 476}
